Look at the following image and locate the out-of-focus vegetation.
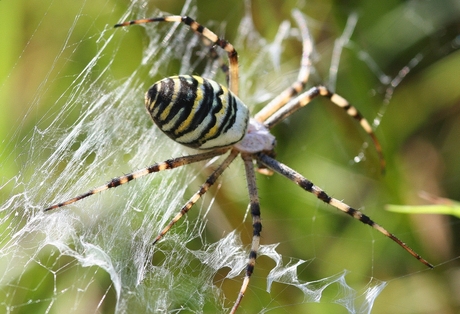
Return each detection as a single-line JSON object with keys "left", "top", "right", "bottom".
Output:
{"left": 1, "top": 0, "right": 459, "bottom": 313}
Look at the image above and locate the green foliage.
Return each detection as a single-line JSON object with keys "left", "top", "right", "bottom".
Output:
{"left": 1, "top": 0, "right": 460, "bottom": 313}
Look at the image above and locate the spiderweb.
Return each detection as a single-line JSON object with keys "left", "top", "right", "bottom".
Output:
{"left": 2, "top": 0, "right": 460, "bottom": 313}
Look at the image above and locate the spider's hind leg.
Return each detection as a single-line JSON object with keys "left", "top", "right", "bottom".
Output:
{"left": 206, "top": 45, "right": 230, "bottom": 86}
{"left": 115, "top": 15, "right": 239, "bottom": 95}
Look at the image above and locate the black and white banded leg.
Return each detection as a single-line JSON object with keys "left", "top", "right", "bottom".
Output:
{"left": 256, "top": 152, "right": 432, "bottom": 267}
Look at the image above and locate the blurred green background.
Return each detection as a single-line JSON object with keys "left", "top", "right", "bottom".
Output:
{"left": 1, "top": 0, "right": 460, "bottom": 313}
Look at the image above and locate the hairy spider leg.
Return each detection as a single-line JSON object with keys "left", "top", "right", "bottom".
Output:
{"left": 254, "top": 10, "right": 312, "bottom": 122}
{"left": 44, "top": 148, "right": 228, "bottom": 211}
{"left": 256, "top": 152, "right": 433, "bottom": 268}
{"left": 263, "top": 85, "right": 385, "bottom": 172}
{"left": 43, "top": 12, "right": 433, "bottom": 314}
{"left": 229, "top": 153, "right": 262, "bottom": 313}
{"left": 253, "top": 10, "right": 384, "bottom": 172}
{"left": 115, "top": 15, "right": 239, "bottom": 95}
{"left": 151, "top": 149, "right": 239, "bottom": 245}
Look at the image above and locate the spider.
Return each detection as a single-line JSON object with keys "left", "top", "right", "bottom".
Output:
{"left": 45, "top": 11, "right": 433, "bottom": 313}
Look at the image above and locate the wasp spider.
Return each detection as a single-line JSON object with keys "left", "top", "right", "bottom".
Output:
{"left": 45, "top": 11, "right": 433, "bottom": 313}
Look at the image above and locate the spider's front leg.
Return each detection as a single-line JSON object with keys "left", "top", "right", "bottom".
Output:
{"left": 256, "top": 152, "right": 433, "bottom": 269}
{"left": 151, "top": 149, "right": 239, "bottom": 245}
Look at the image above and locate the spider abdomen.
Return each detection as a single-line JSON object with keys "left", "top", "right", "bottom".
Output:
{"left": 145, "top": 75, "right": 249, "bottom": 149}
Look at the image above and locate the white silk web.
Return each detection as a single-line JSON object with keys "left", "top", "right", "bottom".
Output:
{"left": 2, "top": 0, "right": 458, "bottom": 313}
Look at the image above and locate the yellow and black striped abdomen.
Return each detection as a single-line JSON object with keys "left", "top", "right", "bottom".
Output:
{"left": 145, "top": 75, "right": 249, "bottom": 149}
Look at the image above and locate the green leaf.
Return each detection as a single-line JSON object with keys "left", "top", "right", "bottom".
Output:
{"left": 386, "top": 197, "right": 460, "bottom": 218}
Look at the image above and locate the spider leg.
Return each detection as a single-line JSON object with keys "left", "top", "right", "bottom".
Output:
{"left": 207, "top": 46, "right": 231, "bottom": 86}
{"left": 263, "top": 86, "right": 385, "bottom": 172}
{"left": 230, "top": 153, "right": 262, "bottom": 314}
{"left": 152, "top": 149, "right": 239, "bottom": 245}
{"left": 44, "top": 148, "right": 229, "bottom": 211}
{"left": 256, "top": 152, "right": 433, "bottom": 268}
{"left": 115, "top": 16, "right": 239, "bottom": 95}
{"left": 254, "top": 10, "right": 312, "bottom": 122}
